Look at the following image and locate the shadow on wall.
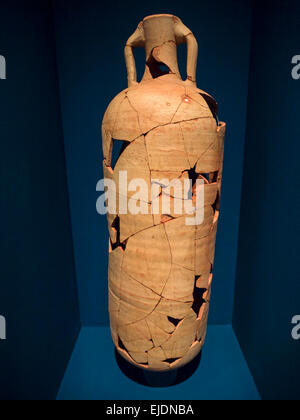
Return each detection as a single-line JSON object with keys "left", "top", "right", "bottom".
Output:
{"left": 52, "top": 0, "right": 253, "bottom": 326}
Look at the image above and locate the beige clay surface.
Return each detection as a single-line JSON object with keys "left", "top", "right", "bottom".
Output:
{"left": 102, "top": 14, "right": 226, "bottom": 371}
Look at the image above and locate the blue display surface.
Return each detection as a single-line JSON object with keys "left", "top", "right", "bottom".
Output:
{"left": 57, "top": 325, "right": 260, "bottom": 400}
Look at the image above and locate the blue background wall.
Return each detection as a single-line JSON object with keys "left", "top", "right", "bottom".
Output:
{"left": 52, "top": 0, "right": 252, "bottom": 326}
{"left": 1, "top": 0, "right": 300, "bottom": 401}
{"left": 233, "top": 0, "right": 300, "bottom": 401}
{"left": 0, "top": 0, "right": 80, "bottom": 400}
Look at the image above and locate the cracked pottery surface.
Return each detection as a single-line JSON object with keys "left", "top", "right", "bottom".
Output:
{"left": 102, "top": 14, "right": 226, "bottom": 371}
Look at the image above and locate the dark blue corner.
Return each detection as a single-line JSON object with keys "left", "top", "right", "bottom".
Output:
{"left": 233, "top": 0, "right": 300, "bottom": 401}
{"left": 0, "top": 0, "right": 80, "bottom": 400}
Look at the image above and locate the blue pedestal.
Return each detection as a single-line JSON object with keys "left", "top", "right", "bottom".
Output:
{"left": 57, "top": 325, "right": 260, "bottom": 400}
